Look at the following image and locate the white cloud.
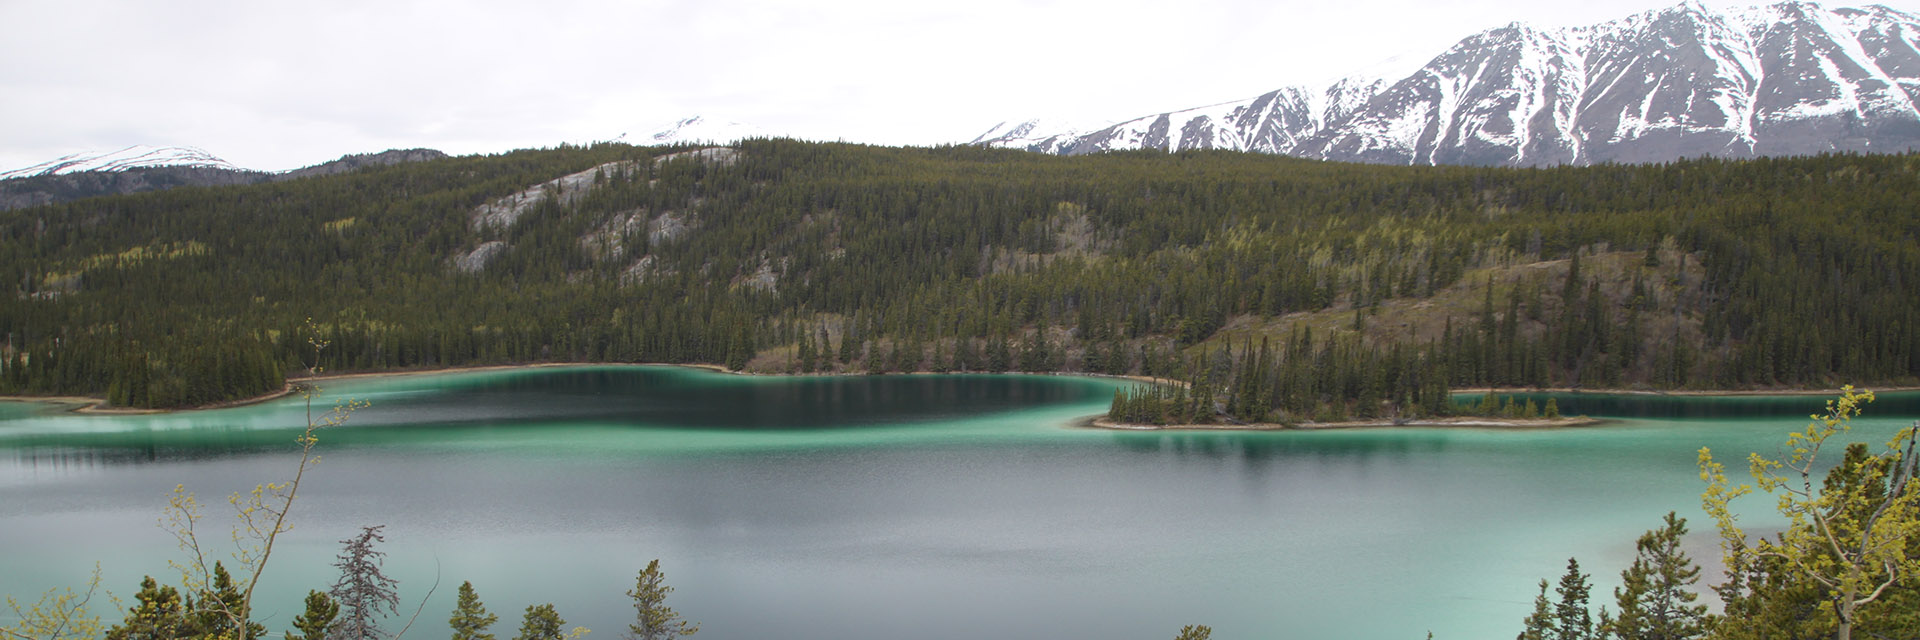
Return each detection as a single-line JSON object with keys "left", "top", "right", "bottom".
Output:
{"left": 3, "top": 0, "right": 1917, "bottom": 171}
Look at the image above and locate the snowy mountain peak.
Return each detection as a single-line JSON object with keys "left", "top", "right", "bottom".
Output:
{"left": 622, "top": 116, "right": 772, "bottom": 146}
{"left": 0, "top": 145, "right": 243, "bottom": 180}
{"left": 977, "top": 2, "right": 1920, "bottom": 168}
{"left": 968, "top": 119, "right": 1099, "bottom": 154}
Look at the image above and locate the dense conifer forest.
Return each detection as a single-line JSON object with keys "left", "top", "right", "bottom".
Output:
{"left": 2, "top": 139, "right": 1917, "bottom": 409}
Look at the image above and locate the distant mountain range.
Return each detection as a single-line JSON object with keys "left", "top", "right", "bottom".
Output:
{"left": 0, "top": 147, "right": 446, "bottom": 210}
{"left": 11, "top": 0, "right": 1920, "bottom": 209}
{"left": 976, "top": 1, "right": 1920, "bottom": 167}
{"left": 0, "top": 145, "right": 244, "bottom": 180}
{"left": 0, "top": 116, "right": 779, "bottom": 210}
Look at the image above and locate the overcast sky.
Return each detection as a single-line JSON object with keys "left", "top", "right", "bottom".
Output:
{"left": 4, "top": 0, "right": 1918, "bottom": 172}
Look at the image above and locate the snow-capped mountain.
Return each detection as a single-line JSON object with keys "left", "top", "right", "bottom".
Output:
{"left": 0, "top": 147, "right": 448, "bottom": 211}
{"left": 624, "top": 116, "right": 773, "bottom": 146}
{"left": 980, "top": 1, "right": 1920, "bottom": 167}
{"left": 0, "top": 145, "right": 243, "bottom": 180}
{"left": 968, "top": 119, "right": 1105, "bottom": 154}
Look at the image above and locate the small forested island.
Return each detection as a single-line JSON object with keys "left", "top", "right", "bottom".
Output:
{"left": 2, "top": 140, "right": 1917, "bottom": 411}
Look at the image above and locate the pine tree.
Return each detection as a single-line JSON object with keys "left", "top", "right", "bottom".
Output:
{"left": 1173, "top": 625, "right": 1211, "bottom": 640}
{"left": 1605, "top": 512, "right": 1707, "bottom": 640}
{"left": 625, "top": 560, "right": 698, "bottom": 640}
{"left": 288, "top": 591, "right": 338, "bottom": 640}
{"left": 510, "top": 605, "right": 565, "bottom": 640}
{"left": 794, "top": 334, "right": 814, "bottom": 374}
{"left": 836, "top": 322, "right": 855, "bottom": 365}
{"left": 448, "top": 582, "right": 497, "bottom": 640}
{"left": 816, "top": 327, "right": 833, "bottom": 370}
{"left": 105, "top": 577, "right": 191, "bottom": 640}
{"left": 1554, "top": 558, "right": 1593, "bottom": 640}
{"left": 199, "top": 562, "right": 265, "bottom": 640}
{"left": 1517, "top": 580, "right": 1557, "bottom": 640}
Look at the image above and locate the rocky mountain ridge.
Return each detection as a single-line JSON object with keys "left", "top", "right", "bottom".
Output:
{"left": 978, "top": 1, "right": 1920, "bottom": 167}
{"left": 0, "top": 148, "right": 448, "bottom": 210}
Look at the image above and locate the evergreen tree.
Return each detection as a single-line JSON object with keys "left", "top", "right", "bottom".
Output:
{"left": 199, "top": 562, "right": 265, "bottom": 640}
{"left": 816, "top": 327, "right": 833, "bottom": 371}
{"left": 510, "top": 605, "right": 565, "bottom": 640}
{"left": 625, "top": 560, "right": 698, "bottom": 640}
{"left": 1517, "top": 580, "right": 1557, "bottom": 640}
{"left": 448, "top": 582, "right": 497, "bottom": 640}
{"left": 1554, "top": 558, "right": 1593, "bottom": 640}
{"left": 105, "top": 577, "right": 191, "bottom": 640}
{"left": 288, "top": 591, "right": 338, "bottom": 640}
{"left": 1173, "top": 625, "right": 1211, "bottom": 640}
{"left": 836, "top": 323, "right": 855, "bottom": 365}
{"left": 1605, "top": 513, "right": 1706, "bottom": 640}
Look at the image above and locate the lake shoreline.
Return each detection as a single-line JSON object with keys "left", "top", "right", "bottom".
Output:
{"left": 1080, "top": 415, "right": 1610, "bottom": 432}
{"left": 0, "top": 360, "right": 1904, "bottom": 416}
{"left": 1453, "top": 385, "right": 1920, "bottom": 397}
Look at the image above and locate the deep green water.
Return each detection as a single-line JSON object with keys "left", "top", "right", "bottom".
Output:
{"left": 2, "top": 367, "right": 1915, "bottom": 640}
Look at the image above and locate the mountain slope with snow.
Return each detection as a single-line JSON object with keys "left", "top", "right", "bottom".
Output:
{"left": 980, "top": 1, "right": 1920, "bottom": 167}
{"left": 625, "top": 116, "right": 774, "bottom": 146}
{"left": 0, "top": 145, "right": 243, "bottom": 180}
{"left": 0, "top": 147, "right": 448, "bottom": 211}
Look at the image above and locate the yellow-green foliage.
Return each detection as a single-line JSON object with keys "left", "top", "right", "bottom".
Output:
{"left": 1700, "top": 386, "right": 1920, "bottom": 638}
{"left": 80, "top": 241, "right": 208, "bottom": 272}
{"left": 2, "top": 568, "right": 103, "bottom": 640}
{"left": 41, "top": 241, "right": 210, "bottom": 287}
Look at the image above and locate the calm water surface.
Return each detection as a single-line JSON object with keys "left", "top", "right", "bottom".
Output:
{"left": 2, "top": 367, "right": 1915, "bottom": 640}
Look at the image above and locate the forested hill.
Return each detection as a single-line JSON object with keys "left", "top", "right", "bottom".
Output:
{"left": 2, "top": 139, "right": 1917, "bottom": 409}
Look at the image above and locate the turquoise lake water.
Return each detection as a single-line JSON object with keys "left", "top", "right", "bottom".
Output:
{"left": 2, "top": 367, "right": 1914, "bottom": 640}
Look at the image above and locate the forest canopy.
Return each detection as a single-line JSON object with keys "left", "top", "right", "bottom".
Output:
{"left": 2, "top": 140, "right": 1917, "bottom": 408}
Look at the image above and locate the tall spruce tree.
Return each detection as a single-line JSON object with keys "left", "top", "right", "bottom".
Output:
{"left": 1517, "top": 580, "right": 1557, "bottom": 640}
{"left": 1554, "top": 558, "right": 1593, "bottom": 640}
{"left": 624, "top": 560, "right": 698, "bottom": 640}
{"left": 510, "top": 605, "right": 565, "bottom": 640}
{"left": 448, "top": 582, "right": 497, "bottom": 640}
{"left": 198, "top": 562, "right": 265, "bottom": 640}
{"left": 288, "top": 591, "right": 338, "bottom": 640}
{"left": 1605, "top": 513, "right": 1707, "bottom": 640}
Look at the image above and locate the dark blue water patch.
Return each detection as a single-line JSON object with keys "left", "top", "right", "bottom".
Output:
{"left": 1453, "top": 389, "right": 1920, "bottom": 419}
{"left": 357, "top": 369, "right": 1111, "bottom": 430}
{"left": 1108, "top": 429, "right": 1450, "bottom": 463}
{"left": 0, "top": 370, "right": 1124, "bottom": 464}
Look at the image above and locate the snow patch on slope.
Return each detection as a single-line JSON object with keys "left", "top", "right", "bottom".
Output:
{"left": 0, "top": 145, "right": 243, "bottom": 180}
{"left": 625, "top": 116, "right": 772, "bottom": 146}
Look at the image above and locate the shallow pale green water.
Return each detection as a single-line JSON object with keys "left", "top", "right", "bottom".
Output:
{"left": 2, "top": 367, "right": 1914, "bottom": 640}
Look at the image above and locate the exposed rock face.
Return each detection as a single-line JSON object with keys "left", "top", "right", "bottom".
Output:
{"left": 455, "top": 241, "right": 510, "bottom": 273}
{"left": 457, "top": 147, "right": 737, "bottom": 277}
{"left": 652, "top": 147, "right": 740, "bottom": 166}
{"left": 470, "top": 160, "right": 640, "bottom": 231}
{"left": 982, "top": 2, "right": 1920, "bottom": 167}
